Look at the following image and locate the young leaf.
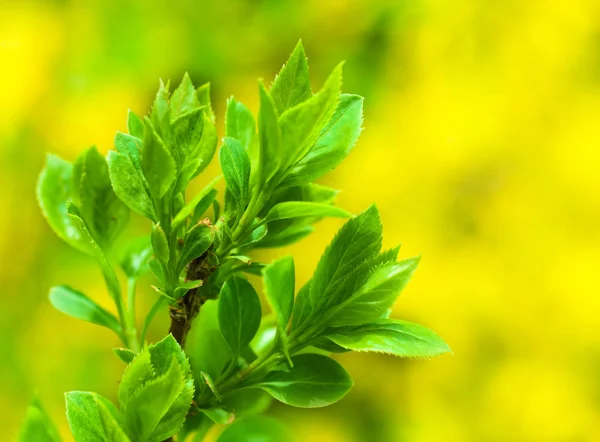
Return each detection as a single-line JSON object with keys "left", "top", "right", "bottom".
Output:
{"left": 107, "top": 150, "right": 157, "bottom": 221}
{"left": 217, "top": 416, "right": 292, "bottom": 442}
{"left": 171, "top": 107, "right": 205, "bottom": 193}
{"left": 173, "top": 279, "right": 202, "bottom": 299}
{"left": 151, "top": 223, "right": 170, "bottom": 266}
{"left": 325, "top": 319, "right": 451, "bottom": 357}
{"left": 281, "top": 94, "right": 363, "bottom": 187}
{"left": 114, "top": 132, "right": 143, "bottom": 171}
{"left": 150, "top": 80, "right": 171, "bottom": 140}
{"left": 196, "top": 82, "right": 215, "bottom": 122}
{"left": 113, "top": 348, "right": 137, "bottom": 364}
{"left": 278, "top": 63, "right": 342, "bottom": 173}
{"left": 49, "top": 285, "right": 121, "bottom": 335}
{"left": 256, "top": 225, "right": 315, "bottom": 249}
{"left": 66, "top": 391, "right": 129, "bottom": 442}
{"left": 218, "top": 276, "right": 262, "bottom": 356}
{"left": 170, "top": 72, "right": 199, "bottom": 119}
{"left": 328, "top": 256, "right": 421, "bottom": 327}
{"left": 191, "top": 188, "right": 218, "bottom": 224}
{"left": 18, "top": 396, "right": 61, "bottom": 442}
{"left": 118, "top": 236, "right": 153, "bottom": 279}
{"left": 264, "top": 201, "right": 352, "bottom": 223}
{"left": 191, "top": 113, "right": 218, "bottom": 178}
{"left": 127, "top": 110, "right": 145, "bottom": 139}
{"left": 219, "top": 137, "right": 251, "bottom": 208}
{"left": 172, "top": 175, "right": 222, "bottom": 229}
{"left": 178, "top": 223, "right": 214, "bottom": 274}
{"left": 257, "top": 82, "right": 281, "bottom": 185}
{"left": 78, "top": 146, "right": 129, "bottom": 246}
{"left": 270, "top": 39, "right": 312, "bottom": 114}
{"left": 262, "top": 257, "right": 295, "bottom": 330}
{"left": 253, "top": 353, "right": 353, "bottom": 408}
{"left": 37, "top": 154, "right": 91, "bottom": 254}
{"left": 199, "top": 407, "right": 233, "bottom": 424}
{"left": 225, "top": 97, "right": 255, "bottom": 151}
{"left": 142, "top": 117, "right": 177, "bottom": 199}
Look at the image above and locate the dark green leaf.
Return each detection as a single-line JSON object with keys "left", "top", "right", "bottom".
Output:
{"left": 178, "top": 223, "right": 214, "bottom": 273}
{"left": 219, "top": 137, "right": 251, "bottom": 208}
{"left": 18, "top": 396, "right": 61, "bottom": 442}
{"left": 270, "top": 39, "right": 312, "bottom": 114}
{"left": 226, "top": 97, "right": 255, "bottom": 151}
{"left": 254, "top": 354, "right": 353, "bottom": 408}
{"left": 218, "top": 276, "right": 262, "bottom": 356}
{"left": 172, "top": 175, "right": 222, "bottom": 228}
{"left": 49, "top": 285, "right": 121, "bottom": 335}
{"left": 262, "top": 257, "right": 295, "bottom": 330}
{"left": 107, "top": 150, "right": 156, "bottom": 221}
{"left": 151, "top": 223, "right": 170, "bottom": 266}
{"left": 326, "top": 319, "right": 451, "bottom": 357}
{"left": 37, "top": 154, "right": 91, "bottom": 254}
{"left": 217, "top": 416, "right": 292, "bottom": 442}
{"left": 142, "top": 117, "right": 177, "bottom": 199}
{"left": 281, "top": 94, "right": 363, "bottom": 187}
{"left": 66, "top": 391, "right": 129, "bottom": 442}
{"left": 192, "top": 113, "right": 218, "bottom": 179}
{"left": 264, "top": 201, "right": 352, "bottom": 223}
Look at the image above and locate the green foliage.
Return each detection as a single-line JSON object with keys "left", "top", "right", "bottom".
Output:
{"left": 18, "top": 396, "right": 61, "bottom": 442}
{"left": 29, "top": 40, "right": 450, "bottom": 442}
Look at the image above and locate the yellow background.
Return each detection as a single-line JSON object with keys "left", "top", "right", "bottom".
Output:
{"left": 1, "top": 0, "right": 599, "bottom": 440}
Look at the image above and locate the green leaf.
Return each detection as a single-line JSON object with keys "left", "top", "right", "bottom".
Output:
{"left": 107, "top": 150, "right": 156, "bottom": 221}
{"left": 127, "top": 110, "right": 145, "bottom": 139}
{"left": 238, "top": 223, "right": 268, "bottom": 250}
{"left": 170, "top": 108, "right": 204, "bottom": 190}
{"left": 173, "top": 279, "right": 202, "bottom": 299}
{"left": 66, "top": 391, "right": 129, "bottom": 442}
{"left": 67, "top": 204, "right": 123, "bottom": 304}
{"left": 142, "top": 117, "right": 177, "bottom": 199}
{"left": 325, "top": 319, "right": 451, "bottom": 357}
{"left": 37, "top": 154, "right": 91, "bottom": 254}
{"left": 264, "top": 201, "right": 352, "bottom": 223}
{"left": 191, "top": 188, "right": 218, "bottom": 224}
{"left": 178, "top": 223, "right": 214, "bottom": 273}
{"left": 18, "top": 396, "right": 61, "bottom": 442}
{"left": 270, "top": 39, "right": 312, "bottom": 114}
{"left": 151, "top": 223, "right": 170, "bottom": 266}
{"left": 281, "top": 94, "right": 363, "bottom": 187}
{"left": 150, "top": 79, "right": 171, "bottom": 140}
{"left": 256, "top": 225, "right": 315, "bottom": 249}
{"left": 199, "top": 407, "right": 233, "bottom": 425}
{"left": 114, "top": 132, "right": 143, "bottom": 171}
{"left": 257, "top": 82, "right": 281, "bottom": 185}
{"left": 170, "top": 72, "right": 199, "bottom": 119}
{"left": 218, "top": 276, "right": 262, "bottom": 356}
{"left": 113, "top": 348, "right": 137, "bottom": 364}
{"left": 219, "top": 137, "right": 251, "bottom": 208}
{"left": 118, "top": 236, "right": 153, "bottom": 279}
{"left": 217, "top": 416, "right": 292, "bottom": 442}
{"left": 279, "top": 63, "right": 342, "bottom": 174}
{"left": 263, "top": 256, "right": 295, "bottom": 364}
{"left": 192, "top": 113, "right": 218, "bottom": 179}
{"left": 329, "top": 256, "right": 421, "bottom": 327}
{"left": 196, "top": 82, "right": 215, "bottom": 123}
{"left": 121, "top": 357, "right": 185, "bottom": 442}
{"left": 201, "top": 372, "right": 222, "bottom": 402}
{"left": 309, "top": 206, "right": 381, "bottom": 318}
{"left": 172, "top": 175, "right": 222, "bottom": 229}
{"left": 254, "top": 353, "right": 353, "bottom": 408}
{"left": 78, "top": 146, "right": 129, "bottom": 246}
{"left": 49, "top": 285, "right": 121, "bottom": 335}
{"left": 225, "top": 97, "right": 255, "bottom": 151}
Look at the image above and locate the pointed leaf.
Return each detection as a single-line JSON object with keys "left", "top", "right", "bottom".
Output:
{"left": 225, "top": 97, "right": 255, "bottom": 151}
{"left": 66, "top": 392, "right": 129, "bottom": 442}
{"left": 178, "top": 223, "right": 214, "bottom": 273}
{"left": 192, "top": 113, "right": 218, "bottom": 178}
{"left": 262, "top": 256, "right": 295, "bottom": 329}
{"left": 118, "top": 236, "right": 153, "bottom": 279}
{"left": 264, "top": 201, "right": 352, "bottom": 223}
{"left": 270, "top": 39, "right": 312, "bottom": 114}
{"left": 219, "top": 137, "right": 251, "bottom": 208}
{"left": 170, "top": 72, "right": 199, "bottom": 118}
{"left": 127, "top": 110, "right": 145, "bottom": 139}
{"left": 172, "top": 175, "right": 222, "bottom": 229}
{"left": 142, "top": 118, "right": 177, "bottom": 199}
{"left": 257, "top": 82, "right": 281, "bottom": 185}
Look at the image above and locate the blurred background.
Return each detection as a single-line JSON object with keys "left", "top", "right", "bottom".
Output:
{"left": 2, "top": 0, "right": 600, "bottom": 440}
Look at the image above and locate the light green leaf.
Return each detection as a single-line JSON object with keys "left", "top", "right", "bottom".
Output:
{"left": 325, "top": 319, "right": 451, "bottom": 357}
{"left": 225, "top": 97, "right": 255, "bottom": 151}
{"left": 219, "top": 137, "right": 251, "bottom": 208}
{"left": 178, "top": 223, "right": 214, "bottom": 273}
{"left": 196, "top": 82, "right": 215, "bottom": 123}
{"left": 142, "top": 117, "right": 177, "bottom": 199}
{"left": 37, "top": 154, "right": 91, "bottom": 254}
{"left": 113, "top": 348, "right": 137, "bottom": 364}
{"left": 192, "top": 113, "right": 218, "bottom": 179}
{"left": 238, "top": 223, "right": 268, "bottom": 249}
{"left": 279, "top": 63, "right": 342, "bottom": 173}
{"left": 201, "top": 372, "right": 222, "bottom": 402}
{"left": 217, "top": 416, "right": 292, "bottom": 442}
{"left": 127, "top": 110, "right": 145, "bottom": 139}
{"left": 281, "top": 94, "right": 363, "bottom": 187}
{"left": 218, "top": 276, "right": 262, "bottom": 356}
{"left": 150, "top": 79, "right": 171, "bottom": 140}
{"left": 18, "top": 396, "right": 61, "bottom": 442}
{"left": 151, "top": 223, "right": 170, "bottom": 266}
{"left": 107, "top": 150, "right": 156, "bottom": 221}
{"left": 191, "top": 188, "right": 218, "bottom": 224}
{"left": 257, "top": 82, "right": 281, "bottom": 185}
{"left": 114, "top": 132, "right": 143, "bottom": 172}
{"left": 329, "top": 256, "right": 421, "bottom": 326}
{"left": 172, "top": 175, "right": 222, "bottom": 229}
{"left": 256, "top": 225, "right": 315, "bottom": 249}
{"left": 49, "top": 285, "right": 121, "bottom": 335}
{"left": 264, "top": 201, "right": 352, "bottom": 223}
{"left": 170, "top": 72, "right": 199, "bottom": 119}
{"left": 118, "top": 236, "right": 153, "bottom": 279}
{"left": 66, "top": 391, "right": 129, "bottom": 442}
{"left": 199, "top": 407, "right": 233, "bottom": 425}
{"left": 173, "top": 279, "right": 202, "bottom": 299}
{"left": 270, "top": 39, "right": 312, "bottom": 114}
{"left": 254, "top": 353, "right": 353, "bottom": 408}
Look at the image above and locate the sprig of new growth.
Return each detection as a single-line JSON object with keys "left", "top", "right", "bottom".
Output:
{"left": 27, "top": 40, "right": 451, "bottom": 442}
